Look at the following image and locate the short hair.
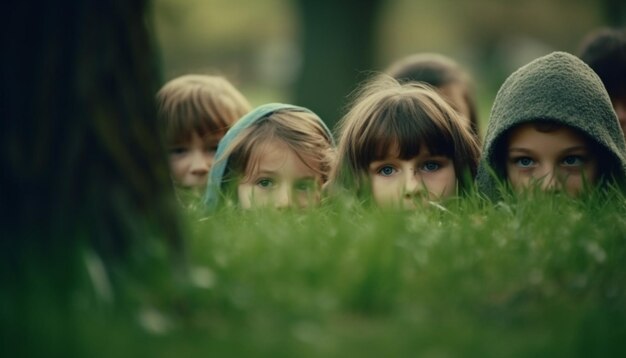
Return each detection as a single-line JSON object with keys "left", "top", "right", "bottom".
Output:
{"left": 578, "top": 28, "right": 626, "bottom": 98}
{"left": 218, "top": 109, "right": 335, "bottom": 199}
{"left": 156, "top": 74, "right": 251, "bottom": 144}
{"left": 385, "top": 53, "right": 480, "bottom": 139}
{"left": 330, "top": 75, "right": 480, "bottom": 199}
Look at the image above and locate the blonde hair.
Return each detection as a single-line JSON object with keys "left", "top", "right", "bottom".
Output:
{"left": 156, "top": 74, "right": 251, "bottom": 144}
{"left": 218, "top": 109, "right": 335, "bottom": 200}
{"left": 330, "top": 75, "right": 480, "bottom": 199}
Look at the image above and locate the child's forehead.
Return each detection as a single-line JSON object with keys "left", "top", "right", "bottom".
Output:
{"left": 251, "top": 138, "right": 318, "bottom": 164}
{"left": 245, "top": 139, "right": 322, "bottom": 177}
{"left": 507, "top": 122, "right": 591, "bottom": 148}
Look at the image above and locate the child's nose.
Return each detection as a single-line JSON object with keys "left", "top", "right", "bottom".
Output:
{"left": 540, "top": 175, "right": 558, "bottom": 192}
{"left": 190, "top": 151, "right": 209, "bottom": 176}
{"left": 403, "top": 172, "right": 421, "bottom": 198}
{"left": 273, "top": 186, "right": 291, "bottom": 209}
{"left": 537, "top": 167, "right": 559, "bottom": 192}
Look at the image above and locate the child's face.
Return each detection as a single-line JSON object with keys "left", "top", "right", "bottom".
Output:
{"left": 368, "top": 144, "right": 456, "bottom": 209}
{"left": 506, "top": 123, "right": 598, "bottom": 196}
{"left": 237, "top": 140, "right": 322, "bottom": 209}
{"left": 169, "top": 131, "right": 220, "bottom": 189}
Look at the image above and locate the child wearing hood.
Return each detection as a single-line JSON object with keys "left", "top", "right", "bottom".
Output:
{"left": 476, "top": 51, "right": 626, "bottom": 199}
{"left": 203, "top": 103, "right": 335, "bottom": 211}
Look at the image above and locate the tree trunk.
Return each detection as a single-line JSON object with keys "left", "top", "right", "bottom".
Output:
{"left": 1, "top": 0, "right": 183, "bottom": 284}
{"left": 294, "top": 0, "right": 382, "bottom": 130}
{"left": 602, "top": 0, "right": 626, "bottom": 26}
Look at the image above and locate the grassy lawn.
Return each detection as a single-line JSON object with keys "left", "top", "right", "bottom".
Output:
{"left": 6, "top": 190, "right": 626, "bottom": 357}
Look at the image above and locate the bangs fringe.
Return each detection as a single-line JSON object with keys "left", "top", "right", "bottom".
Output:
{"left": 166, "top": 100, "right": 229, "bottom": 144}
{"left": 358, "top": 97, "right": 455, "bottom": 165}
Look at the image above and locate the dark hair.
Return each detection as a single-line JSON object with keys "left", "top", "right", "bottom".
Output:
{"left": 330, "top": 75, "right": 480, "bottom": 199}
{"left": 578, "top": 28, "right": 626, "bottom": 98}
{"left": 385, "top": 53, "right": 480, "bottom": 140}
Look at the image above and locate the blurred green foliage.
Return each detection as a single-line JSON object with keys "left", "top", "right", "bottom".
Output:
{"left": 8, "top": 191, "right": 626, "bottom": 357}
{"left": 153, "top": 0, "right": 622, "bottom": 129}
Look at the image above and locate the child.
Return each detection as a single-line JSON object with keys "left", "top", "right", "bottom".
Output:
{"left": 328, "top": 75, "right": 480, "bottom": 210}
{"left": 203, "top": 103, "right": 335, "bottom": 211}
{"left": 476, "top": 51, "right": 626, "bottom": 200}
{"left": 156, "top": 74, "right": 251, "bottom": 204}
{"left": 578, "top": 28, "right": 626, "bottom": 137}
{"left": 385, "top": 53, "right": 481, "bottom": 140}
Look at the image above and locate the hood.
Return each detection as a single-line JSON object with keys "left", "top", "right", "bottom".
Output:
{"left": 476, "top": 51, "right": 626, "bottom": 200}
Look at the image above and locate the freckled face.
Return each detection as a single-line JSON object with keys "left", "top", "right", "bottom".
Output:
{"left": 237, "top": 140, "right": 322, "bottom": 209}
{"left": 506, "top": 123, "right": 598, "bottom": 196}
{"left": 368, "top": 144, "right": 457, "bottom": 209}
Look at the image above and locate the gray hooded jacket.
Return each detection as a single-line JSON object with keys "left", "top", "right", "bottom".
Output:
{"left": 476, "top": 51, "right": 626, "bottom": 200}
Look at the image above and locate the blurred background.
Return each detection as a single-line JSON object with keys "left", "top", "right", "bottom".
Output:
{"left": 153, "top": 0, "right": 626, "bottom": 131}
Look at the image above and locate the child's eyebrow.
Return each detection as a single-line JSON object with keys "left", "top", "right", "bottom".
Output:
{"left": 507, "top": 147, "right": 535, "bottom": 153}
{"left": 368, "top": 159, "right": 396, "bottom": 167}
{"left": 560, "top": 145, "right": 589, "bottom": 153}
{"left": 424, "top": 154, "right": 451, "bottom": 159}
{"left": 203, "top": 137, "right": 221, "bottom": 145}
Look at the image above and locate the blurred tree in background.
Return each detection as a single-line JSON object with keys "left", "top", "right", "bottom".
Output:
{"left": 294, "top": 0, "right": 382, "bottom": 128}
{"left": 154, "top": 0, "right": 625, "bottom": 131}
{"left": 1, "top": 0, "right": 183, "bottom": 325}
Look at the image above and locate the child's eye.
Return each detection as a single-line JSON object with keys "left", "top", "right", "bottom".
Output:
{"left": 421, "top": 161, "right": 441, "bottom": 172}
{"left": 514, "top": 157, "right": 535, "bottom": 168}
{"left": 294, "top": 180, "right": 317, "bottom": 192}
{"left": 377, "top": 165, "right": 396, "bottom": 177}
{"left": 169, "top": 147, "right": 188, "bottom": 155}
{"left": 204, "top": 146, "right": 218, "bottom": 153}
{"left": 561, "top": 155, "right": 584, "bottom": 167}
{"left": 256, "top": 178, "right": 274, "bottom": 189}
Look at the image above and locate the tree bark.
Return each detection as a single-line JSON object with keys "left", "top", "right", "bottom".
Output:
{"left": 1, "top": 1, "right": 183, "bottom": 280}
{"left": 295, "top": 0, "right": 382, "bottom": 130}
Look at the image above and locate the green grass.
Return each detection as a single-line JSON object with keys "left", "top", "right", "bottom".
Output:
{"left": 5, "top": 190, "right": 626, "bottom": 357}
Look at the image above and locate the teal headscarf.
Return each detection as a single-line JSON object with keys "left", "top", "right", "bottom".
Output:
{"left": 203, "top": 103, "right": 334, "bottom": 211}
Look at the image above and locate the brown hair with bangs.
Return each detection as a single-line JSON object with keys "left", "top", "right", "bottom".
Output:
{"left": 218, "top": 110, "right": 335, "bottom": 202}
{"left": 329, "top": 75, "right": 480, "bottom": 200}
{"left": 156, "top": 74, "right": 251, "bottom": 145}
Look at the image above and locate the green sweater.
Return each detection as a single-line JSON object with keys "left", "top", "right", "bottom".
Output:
{"left": 476, "top": 51, "right": 626, "bottom": 200}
